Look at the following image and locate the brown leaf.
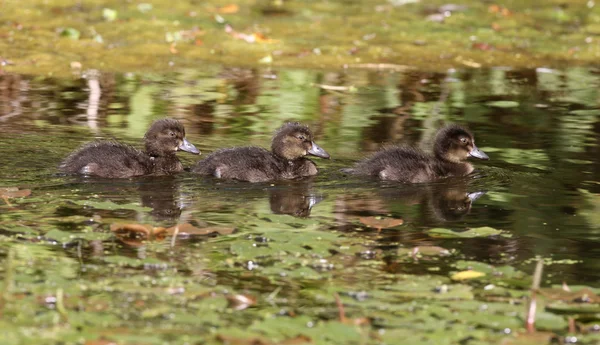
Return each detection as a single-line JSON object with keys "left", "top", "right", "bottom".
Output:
{"left": 412, "top": 246, "right": 451, "bottom": 257}
{"left": 359, "top": 216, "right": 403, "bottom": 230}
{"left": 500, "top": 332, "right": 557, "bottom": 345}
{"left": 217, "top": 4, "right": 239, "bottom": 14}
{"left": 169, "top": 43, "right": 178, "bottom": 54}
{"left": 216, "top": 334, "right": 270, "bottom": 345}
{"left": 279, "top": 335, "right": 312, "bottom": 345}
{"left": 84, "top": 338, "right": 118, "bottom": 345}
{"left": 539, "top": 287, "right": 600, "bottom": 303}
{"left": 226, "top": 294, "right": 256, "bottom": 311}
{"left": 110, "top": 223, "right": 167, "bottom": 246}
{"left": 472, "top": 42, "right": 493, "bottom": 51}
{"left": 0, "top": 187, "right": 32, "bottom": 198}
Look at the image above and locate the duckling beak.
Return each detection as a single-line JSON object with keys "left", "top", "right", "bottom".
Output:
{"left": 178, "top": 138, "right": 201, "bottom": 155}
{"left": 308, "top": 141, "right": 330, "bottom": 159}
{"left": 467, "top": 191, "right": 487, "bottom": 202}
{"left": 468, "top": 145, "right": 489, "bottom": 160}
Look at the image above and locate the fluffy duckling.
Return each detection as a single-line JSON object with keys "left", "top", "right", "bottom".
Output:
{"left": 59, "top": 119, "right": 200, "bottom": 178}
{"left": 343, "top": 124, "right": 488, "bottom": 183}
{"left": 192, "top": 122, "right": 330, "bottom": 182}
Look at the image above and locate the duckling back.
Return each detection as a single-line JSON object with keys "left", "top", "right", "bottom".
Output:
{"left": 192, "top": 147, "right": 283, "bottom": 183}
{"left": 59, "top": 141, "right": 151, "bottom": 178}
{"left": 345, "top": 146, "right": 438, "bottom": 183}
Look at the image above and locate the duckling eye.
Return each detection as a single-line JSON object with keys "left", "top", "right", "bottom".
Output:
{"left": 460, "top": 137, "right": 468, "bottom": 144}
{"left": 169, "top": 131, "right": 176, "bottom": 137}
{"left": 297, "top": 135, "right": 306, "bottom": 141}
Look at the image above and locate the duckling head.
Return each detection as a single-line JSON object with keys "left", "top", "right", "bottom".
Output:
{"left": 433, "top": 124, "right": 488, "bottom": 163}
{"left": 144, "top": 119, "right": 200, "bottom": 157}
{"left": 271, "top": 122, "right": 330, "bottom": 160}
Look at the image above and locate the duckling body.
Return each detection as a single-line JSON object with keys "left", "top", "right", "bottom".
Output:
{"left": 192, "top": 123, "right": 329, "bottom": 182}
{"left": 60, "top": 119, "right": 200, "bottom": 178}
{"left": 344, "top": 125, "right": 488, "bottom": 183}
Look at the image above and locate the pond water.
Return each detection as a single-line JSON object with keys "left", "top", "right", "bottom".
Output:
{"left": 1, "top": 65, "right": 600, "bottom": 344}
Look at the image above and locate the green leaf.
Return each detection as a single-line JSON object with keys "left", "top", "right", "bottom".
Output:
{"left": 102, "top": 8, "right": 118, "bottom": 22}
{"left": 485, "top": 100, "right": 520, "bottom": 108}
{"left": 60, "top": 28, "right": 80, "bottom": 40}
{"left": 427, "top": 226, "right": 510, "bottom": 238}
{"left": 71, "top": 199, "right": 152, "bottom": 212}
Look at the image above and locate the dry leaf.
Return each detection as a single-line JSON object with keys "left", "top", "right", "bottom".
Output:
{"left": 0, "top": 187, "right": 32, "bottom": 206}
{"left": 280, "top": 335, "right": 313, "bottom": 345}
{"left": 217, "top": 4, "right": 239, "bottom": 14}
{"left": 84, "top": 338, "right": 118, "bottom": 345}
{"left": 110, "top": 223, "right": 167, "bottom": 246}
{"left": 539, "top": 287, "right": 600, "bottom": 303}
{"left": 226, "top": 294, "right": 256, "bottom": 311}
{"left": 412, "top": 246, "right": 451, "bottom": 257}
{"left": 359, "top": 216, "right": 403, "bottom": 230}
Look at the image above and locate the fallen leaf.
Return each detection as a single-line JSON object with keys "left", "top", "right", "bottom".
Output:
{"left": 169, "top": 43, "right": 178, "bottom": 54}
{"left": 0, "top": 187, "right": 32, "bottom": 206}
{"left": 226, "top": 294, "right": 257, "bottom": 310}
{"left": 216, "top": 335, "right": 270, "bottom": 345}
{"left": 500, "top": 332, "right": 557, "bottom": 345}
{"left": 0, "top": 187, "right": 32, "bottom": 198}
{"left": 412, "top": 246, "right": 451, "bottom": 256}
{"left": 451, "top": 270, "right": 486, "bottom": 281}
{"left": 85, "top": 338, "right": 118, "bottom": 345}
{"left": 110, "top": 223, "right": 167, "bottom": 246}
{"left": 359, "top": 216, "right": 403, "bottom": 230}
{"left": 217, "top": 4, "right": 239, "bottom": 14}
{"left": 472, "top": 42, "right": 493, "bottom": 51}
{"left": 280, "top": 335, "right": 313, "bottom": 345}
{"left": 539, "top": 287, "right": 600, "bottom": 303}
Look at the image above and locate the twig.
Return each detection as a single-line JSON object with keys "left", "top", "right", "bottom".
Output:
{"left": 56, "top": 288, "right": 69, "bottom": 322}
{"left": 345, "top": 63, "right": 411, "bottom": 71}
{"left": 312, "top": 83, "right": 356, "bottom": 92}
{"left": 170, "top": 224, "right": 179, "bottom": 248}
{"left": 334, "top": 293, "right": 347, "bottom": 323}
{"left": 526, "top": 258, "right": 543, "bottom": 333}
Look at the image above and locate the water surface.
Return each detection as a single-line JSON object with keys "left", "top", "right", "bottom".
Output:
{"left": 1, "top": 65, "right": 600, "bottom": 344}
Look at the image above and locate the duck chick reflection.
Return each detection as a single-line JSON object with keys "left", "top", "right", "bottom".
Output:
{"left": 269, "top": 184, "right": 324, "bottom": 217}
{"left": 427, "top": 187, "right": 485, "bottom": 223}
{"left": 138, "top": 176, "right": 184, "bottom": 222}
{"left": 336, "top": 181, "right": 485, "bottom": 228}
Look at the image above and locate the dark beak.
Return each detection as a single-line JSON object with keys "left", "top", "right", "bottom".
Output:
{"left": 468, "top": 144, "right": 489, "bottom": 160}
{"left": 178, "top": 138, "right": 200, "bottom": 155}
{"left": 467, "top": 191, "right": 487, "bottom": 202}
{"left": 307, "top": 141, "right": 330, "bottom": 159}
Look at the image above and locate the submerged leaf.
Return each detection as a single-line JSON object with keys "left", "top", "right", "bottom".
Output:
{"left": 359, "top": 216, "right": 403, "bottom": 230}
{"left": 226, "top": 294, "right": 257, "bottom": 311}
{"left": 427, "top": 226, "right": 509, "bottom": 238}
{"left": 485, "top": 100, "right": 520, "bottom": 108}
{"left": 166, "top": 223, "right": 235, "bottom": 236}
{"left": 451, "top": 270, "right": 486, "bottom": 281}
{"left": 73, "top": 199, "right": 152, "bottom": 212}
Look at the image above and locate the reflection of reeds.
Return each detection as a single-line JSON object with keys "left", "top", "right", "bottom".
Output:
{"left": 526, "top": 257, "right": 543, "bottom": 333}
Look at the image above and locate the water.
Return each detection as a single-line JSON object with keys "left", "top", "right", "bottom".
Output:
{"left": 1, "top": 65, "right": 600, "bottom": 343}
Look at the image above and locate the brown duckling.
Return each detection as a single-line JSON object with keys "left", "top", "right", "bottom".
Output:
{"left": 192, "top": 122, "right": 330, "bottom": 182}
{"left": 343, "top": 124, "right": 488, "bottom": 183}
{"left": 59, "top": 119, "right": 200, "bottom": 178}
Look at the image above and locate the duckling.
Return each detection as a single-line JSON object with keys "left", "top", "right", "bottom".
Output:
{"left": 343, "top": 124, "right": 488, "bottom": 183}
{"left": 59, "top": 119, "right": 200, "bottom": 178}
{"left": 192, "top": 122, "right": 330, "bottom": 182}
